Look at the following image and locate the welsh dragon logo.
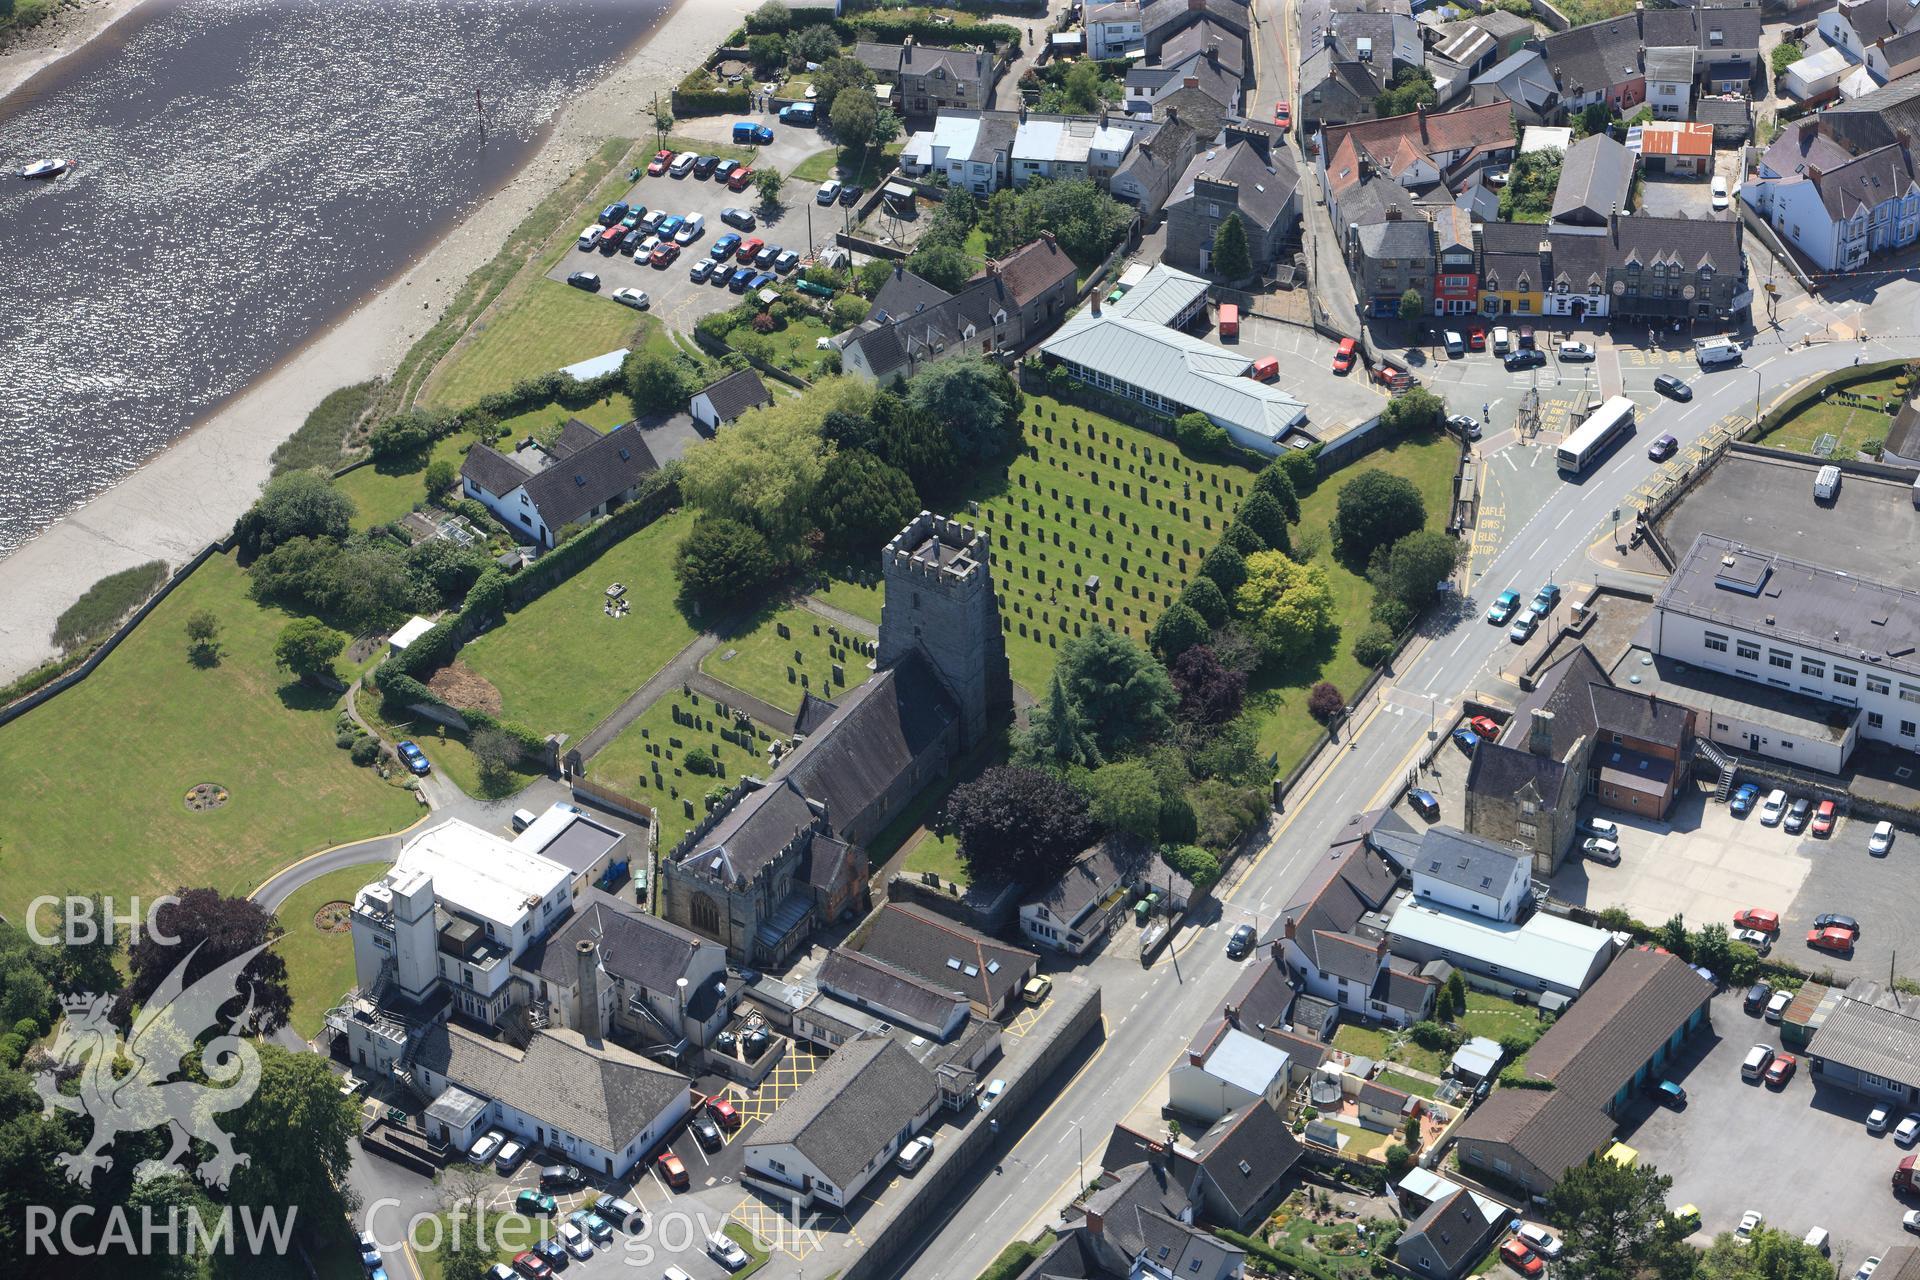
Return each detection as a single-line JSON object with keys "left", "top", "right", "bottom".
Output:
{"left": 33, "top": 943, "right": 268, "bottom": 1189}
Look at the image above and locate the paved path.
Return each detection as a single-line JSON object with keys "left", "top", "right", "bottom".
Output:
{"left": 798, "top": 594, "right": 880, "bottom": 638}
{"left": 572, "top": 632, "right": 721, "bottom": 761}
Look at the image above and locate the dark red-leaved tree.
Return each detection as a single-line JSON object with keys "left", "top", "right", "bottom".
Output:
{"left": 117, "top": 887, "right": 291, "bottom": 1036}
{"left": 1307, "top": 680, "right": 1346, "bottom": 724}
{"left": 1170, "top": 645, "right": 1248, "bottom": 727}
{"left": 936, "top": 766, "right": 1096, "bottom": 888}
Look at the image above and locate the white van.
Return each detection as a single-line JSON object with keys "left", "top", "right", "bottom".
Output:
{"left": 897, "top": 1135, "right": 933, "bottom": 1173}
{"left": 1805, "top": 1227, "right": 1831, "bottom": 1256}
{"left": 1695, "top": 336, "right": 1742, "bottom": 368}
{"left": 676, "top": 212, "right": 705, "bottom": 244}
{"left": 1815, "top": 464, "right": 1842, "bottom": 502}
{"left": 578, "top": 225, "right": 601, "bottom": 250}
{"left": 511, "top": 808, "right": 537, "bottom": 832}
{"left": 1444, "top": 330, "right": 1465, "bottom": 357}
{"left": 1741, "top": 1044, "right": 1774, "bottom": 1081}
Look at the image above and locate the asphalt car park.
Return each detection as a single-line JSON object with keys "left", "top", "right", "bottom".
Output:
{"left": 1229, "top": 314, "right": 1391, "bottom": 430}
{"left": 1621, "top": 989, "right": 1910, "bottom": 1272}
{"left": 1773, "top": 810, "right": 1919, "bottom": 981}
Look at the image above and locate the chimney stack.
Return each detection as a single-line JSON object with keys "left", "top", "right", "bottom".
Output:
{"left": 576, "top": 939, "right": 604, "bottom": 1043}
{"left": 1528, "top": 708, "right": 1556, "bottom": 758}
{"left": 1225, "top": 1004, "right": 1241, "bottom": 1028}
{"left": 1184, "top": 74, "right": 1201, "bottom": 89}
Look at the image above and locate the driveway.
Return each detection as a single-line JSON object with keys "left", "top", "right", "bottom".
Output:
{"left": 1619, "top": 989, "right": 1912, "bottom": 1272}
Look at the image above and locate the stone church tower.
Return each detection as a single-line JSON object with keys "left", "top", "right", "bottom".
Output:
{"left": 877, "top": 512, "right": 1012, "bottom": 749}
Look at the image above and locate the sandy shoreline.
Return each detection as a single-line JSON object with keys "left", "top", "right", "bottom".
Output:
{"left": 0, "top": 0, "right": 754, "bottom": 683}
{"left": 0, "top": 0, "right": 150, "bottom": 104}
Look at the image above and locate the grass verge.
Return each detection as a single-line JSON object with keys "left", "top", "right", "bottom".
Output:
{"left": 51, "top": 560, "right": 168, "bottom": 653}
{"left": 274, "top": 860, "right": 392, "bottom": 1039}
{"left": 272, "top": 378, "right": 384, "bottom": 475}
{"left": 1760, "top": 369, "right": 1906, "bottom": 458}
{"left": 978, "top": 1232, "right": 1057, "bottom": 1280}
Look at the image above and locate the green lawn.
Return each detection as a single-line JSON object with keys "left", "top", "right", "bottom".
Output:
{"left": 702, "top": 603, "right": 869, "bottom": 715}
{"left": 1761, "top": 369, "right": 1907, "bottom": 458}
{"left": 736, "top": 312, "right": 834, "bottom": 378}
{"left": 810, "top": 564, "right": 885, "bottom": 624}
{"left": 1251, "top": 428, "right": 1459, "bottom": 769}
{"left": 587, "top": 688, "right": 782, "bottom": 855}
{"left": 1331, "top": 1023, "right": 1394, "bottom": 1061}
{"left": 1375, "top": 1068, "right": 1440, "bottom": 1100}
{"left": 789, "top": 142, "right": 903, "bottom": 187}
{"left": 335, "top": 434, "right": 474, "bottom": 531}
{"left": 274, "top": 860, "right": 391, "bottom": 1039}
{"left": 461, "top": 508, "right": 698, "bottom": 742}
{"left": 423, "top": 279, "right": 649, "bottom": 411}
{"left": 901, "top": 830, "right": 968, "bottom": 886}
{"left": 0, "top": 554, "right": 419, "bottom": 920}
{"left": 361, "top": 701, "right": 547, "bottom": 801}
{"left": 1457, "top": 991, "right": 1548, "bottom": 1048}
{"left": 954, "top": 396, "right": 1253, "bottom": 696}
{"left": 496, "top": 394, "right": 634, "bottom": 446}
{"left": 725, "top": 1223, "right": 771, "bottom": 1279}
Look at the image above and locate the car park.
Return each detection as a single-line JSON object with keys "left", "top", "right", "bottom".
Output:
{"left": 592, "top": 1194, "right": 643, "bottom": 1231}
{"left": 598, "top": 201, "right": 629, "bottom": 226}
{"left": 1730, "top": 783, "right": 1760, "bottom": 815}
{"left": 571, "top": 1210, "right": 612, "bottom": 1243}
{"left": 534, "top": 1238, "right": 566, "bottom": 1271}
{"left": 1332, "top": 337, "right": 1357, "bottom": 373}
{"left": 513, "top": 1251, "right": 551, "bottom": 1280}
{"left": 1870, "top": 821, "right": 1896, "bottom": 854}
{"left": 1452, "top": 726, "right": 1480, "bottom": 752}
{"left": 676, "top": 212, "right": 704, "bottom": 244}
{"left": 656, "top": 1151, "right": 689, "bottom": 1190}
{"left": 1487, "top": 589, "right": 1521, "bottom": 624}
{"left": 1735, "top": 1211, "right": 1763, "bottom": 1242}
{"left": 1734, "top": 907, "right": 1780, "bottom": 933}
{"left": 1764, "top": 989, "right": 1792, "bottom": 1022}
{"left": 1469, "top": 715, "right": 1499, "bottom": 738}
{"left": 719, "top": 207, "right": 754, "bottom": 232}
{"left": 736, "top": 235, "right": 764, "bottom": 261}
{"left": 649, "top": 242, "right": 679, "bottom": 267}
{"left": 647, "top": 149, "right": 672, "bottom": 175}
{"left": 712, "top": 233, "right": 741, "bottom": 259}
{"left": 566, "top": 270, "right": 601, "bottom": 291}
{"left": 1648, "top": 432, "right": 1679, "bottom": 461}
{"left": 708, "top": 1095, "right": 741, "bottom": 1129}
{"left": 468, "top": 1130, "right": 504, "bottom": 1164}
{"left": 1743, "top": 982, "right": 1772, "bottom": 1014}
{"left": 1807, "top": 925, "right": 1856, "bottom": 954}
{"left": 1764, "top": 1054, "right": 1796, "bottom": 1087}
{"left": 495, "top": 1139, "right": 525, "bottom": 1174}
{"left": 1898, "top": 1116, "right": 1920, "bottom": 1147}
{"left": 1508, "top": 612, "right": 1537, "bottom": 643}
{"left": 1812, "top": 800, "right": 1837, "bottom": 836}
{"left": 559, "top": 1223, "right": 593, "bottom": 1259}
{"left": 1759, "top": 789, "right": 1788, "bottom": 826}
{"left": 1491, "top": 326, "right": 1511, "bottom": 353}
{"left": 1741, "top": 1045, "right": 1773, "bottom": 1081}
{"left": 727, "top": 165, "right": 755, "bottom": 191}
{"left": 774, "top": 249, "right": 800, "bottom": 273}
{"left": 753, "top": 243, "right": 780, "bottom": 269}
{"left": 713, "top": 159, "right": 738, "bottom": 184}
{"left": 397, "top": 740, "right": 431, "bottom": 775}
{"left": 577, "top": 224, "right": 602, "bottom": 250}
{"left": 1558, "top": 340, "right": 1595, "bottom": 360}
{"left": 1505, "top": 347, "right": 1546, "bottom": 370}
{"left": 839, "top": 183, "right": 864, "bottom": 205}
{"left": 1500, "top": 1238, "right": 1544, "bottom": 1277}
{"left": 669, "top": 152, "right": 695, "bottom": 177}
{"left": 817, "top": 179, "right": 842, "bottom": 204}
{"left": 1227, "top": 923, "right": 1255, "bottom": 958}
{"left": 1733, "top": 926, "right": 1772, "bottom": 955}
{"left": 514, "top": 1189, "right": 556, "bottom": 1218}
{"left": 691, "top": 1111, "right": 723, "bottom": 1151}
{"left": 611, "top": 287, "right": 649, "bottom": 309}
{"left": 1408, "top": 788, "right": 1441, "bottom": 821}
{"left": 1583, "top": 837, "right": 1621, "bottom": 865}
{"left": 620, "top": 228, "right": 646, "bottom": 254}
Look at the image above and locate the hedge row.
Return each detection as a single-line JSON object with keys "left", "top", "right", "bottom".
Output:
{"left": 743, "top": 6, "right": 1019, "bottom": 48}
{"left": 676, "top": 70, "right": 752, "bottom": 116}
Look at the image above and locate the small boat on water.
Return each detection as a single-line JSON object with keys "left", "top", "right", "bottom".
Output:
{"left": 20, "top": 158, "right": 70, "bottom": 180}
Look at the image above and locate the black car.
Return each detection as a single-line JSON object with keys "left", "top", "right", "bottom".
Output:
{"left": 838, "top": 183, "right": 864, "bottom": 206}
{"left": 1743, "top": 981, "right": 1773, "bottom": 1015}
{"left": 693, "top": 154, "right": 720, "bottom": 179}
{"left": 1408, "top": 788, "right": 1441, "bottom": 821}
{"left": 1654, "top": 373, "right": 1693, "bottom": 401}
{"left": 1503, "top": 348, "right": 1546, "bottom": 371}
{"left": 540, "top": 1164, "right": 584, "bottom": 1191}
{"left": 690, "top": 1112, "right": 723, "bottom": 1151}
{"left": 565, "top": 271, "right": 600, "bottom": 292}
{"left": 1226, "top": 923, "right": 1256, "bottom": 959}
{"left": 1813, "top": 913, "right": 1861, "bottom": 935}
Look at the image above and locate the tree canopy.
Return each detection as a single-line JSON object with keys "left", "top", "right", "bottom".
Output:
{"left": 814, "top": 449, "right": 920, "bottom": 555}
{"left": 979, "top": 177, "right": 1133, "bottom": 267}
{"left": 1055, "top": 626, "right": 1177, "bottom": 757}
{"left": 1251, "top": 463, "right": 1301, "bottom": 523}
{"left": 1332, "top": 470, "right": 1426, "bottom": 565}
{"left": 830, "top": 85, "right": 879, "bottom": 147}
{"left": 674, "top": 514, "right": 782, "bottom": 607}
{"left": 1170, "top": 644, "right": 1247, "bottom": 726}
{"left": 625, "top": 348, "right": 695, "bottom": 416}
{"left": 1376, "top": 530, "right": 1460, "bottom": 610}
{"left": 1087, "top": 760, "right": 1164, "bottom": 840}
{"left": 1235, "top": 490, "right": 1291, "bottom": 555}
{"left": 1548, "top": 1154, "right": 1693, "bottom": 1280}
{"left": 234, "top": 470, "right": 355, "bottom": 555}
{"left": 1148, "top": 601, "right": 1210, "bottom": 662}
{"left": 119, "top": 888, "right": 291, "bottom": 1036}
{"left": 905, "top": 357, "right": 1019, "bottom": 466}
{"left": 1212, "top": 213, "right": 1252, "bottom": 280}
{"left": 938, "top": 765, "right": 1096, "bottom": 886}
{"left": 1181, "top": 575, "right": 1229, "bottom": 628}
{"left": 1234, "top": 551, "right": 1337, "bottom": 668}
{"left": 273, "top": 617, "right": 347, "bottom": 683}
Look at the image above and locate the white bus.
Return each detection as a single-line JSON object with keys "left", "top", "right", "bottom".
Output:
{"left": 1557, "top": 395, "right": 1636, "bottom": 474}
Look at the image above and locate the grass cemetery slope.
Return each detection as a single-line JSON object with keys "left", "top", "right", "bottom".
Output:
{"left": 701, "top": 603, "right": 873, "bottom": 715}
{"left": 585, "top": 687, "right": 784, "bottom": 854}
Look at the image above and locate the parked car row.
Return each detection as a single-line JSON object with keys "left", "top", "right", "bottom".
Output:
{"left": 1490, "top": 581, "right": 1560, "bottom": 643}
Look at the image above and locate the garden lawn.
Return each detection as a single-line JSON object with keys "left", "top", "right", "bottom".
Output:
{"left": 335, "top": 434, "right": 473, "bottom": 531}
{"left": 740, "top": 312, "right": 833, "bottom": 377}
{"left": 1331, "top": 1022, "right": 1394, "bottom": 1061}
{"left": 1375, "top": 1068, "right": 1439, "bottom": 1100}
{"left": 587, "top": 688, "right": 782, "bottom": 855}
{"left": 953, "top": 396, "right": 1254, "bottom": 696}
{"left": 1251, "top": 428, "right": 1459, "bottom": 769}
{"left": 1389, "top": 1039, "right": 1451, "bottom": 1074}
{"left": 423, "top": 279, "right": 648, "bottom": 410}
{"left": 461, "top": 508, "right": 698, "bottom": 742}
{"left": 496, "top": 394, "right": 633, "bottom": 446}
{"left": 1761, "top": 369, "right": 1907, "bottom": 458}
{"left": 702, "top": 603, "right": 870, "bottom": 714}
{"left": 901, "top": 831, "right": 968, "bottom": 886}
{"left": 1457, "top": 991, "right": 1547, "bottom": 1048}
{"left": 789, "top": 142, "right": 903, "bottom": 188}
{"left": 0, "top": 553, "right": 418, "bottom": 920}
{"left": 274, "top": 860, "right": 393, "bottom": 1039}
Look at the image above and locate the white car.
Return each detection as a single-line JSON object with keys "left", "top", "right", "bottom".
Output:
{"left": 1870, "top": 1106, "right": 1893, "bottom": 1133}
{"left": 466, "top": 1129, "right": 504, "bottom": 1165}
{"left": 706, "top": 1232, "right": 750, "bottom": 1271}
{"left": 1902, "top": 1210, "right": 1920, "bottom": 1233}
{"left": 1764, "top": 989, "right": 1792, "bottom": 1022}
{"left": 1898, "top": 1115, "right": 1920, "bottom": 1147}
{"left": 817, "top": 178, "right": 842, "bottom": 204}
{"left": 1735, "top": 1210, "right": 1763, "bottom": 1243}
{"left": 559, "top": 1223, "right": 594, "bottom": 1259}
{"left": 1491, "top": 325, "right": 1512, "bottom": 353}
{"left": 637, "top": 234, "right": 662, "bottom": 259}
{"left": 669, "top": 151, "right": 696, "bottom": 177}
{"left": 1517, "top": 1225, "right": 1562, "bottom": 1258}
{"left": 1759, "top": 788, "right": 1788, "bottom": 826}
{"left": 1733, "top": 926, "right": 1772, "bottom": 955}
{"left": 1711, "top": 175, "right": 1731, "bottom": 211}
{"left": 577, "top": 224, "right": 602, "bottom": 250}
{"left": 1583, "top": 836, "right": 1621, "bottom": 865}
{"left": 1858, "top": 1258, "right": 1883, "bottom": 1280}
{"left": 1870, "top": 820, "right": 1896, "bottom": 854}
{"left": 1444, "top": 330, "right": 1465, "bottom": 356}
{"left": 611, "top": 287, "right": 650, "bottom": 310}
{"left": 1557, "top": 340, "right": 1596, "bottom": 360}
{"left": 1581, "top": 816, "right": 1619, "bottom": 840}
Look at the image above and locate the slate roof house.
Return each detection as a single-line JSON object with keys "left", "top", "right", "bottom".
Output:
{"left": 658, "top": 514, "right": 1012, "bottom": 965}
{"left": 1297, "top": 8, "right": 1425, "bottom": 129}
{"left": 1021, "top": 834, "right": 1156, "bottom": 955}
{"left": 854, "top": 39, "right": 996, "bottom": 117}
{"left": 1110, "top": 114, "right": 1202, "bottom": 216}
{"left": 1819, "top": 0, "right": 1920, "bottom": 85}
{"left": 1163, "top": 123, "right": 1302, "bottom": 275}
{"left": 743, "top": 1036, "right": 940, "bottom": 1209}
{"left": 1549, "top": 132, "right": 1634, "bottom": 233}
{"left": 859, "top": 901, "right": 1040, "bottom": 1018}
{"left": 1454, "top": 948, "right": 1713, "bottom": 1195}
{"left": 1142, "top": 0, "right": 1250, "bottom": 62}
{"left": 816, "top": 946, "right": 971, "bottom": 1041}
{"left": 1743, "top": 116, "right": 1920, "bottom": 273}
{"left": 1101, "top": 1104, "right": 1304, "bottom": 1232}
{"left": 1322, "top": 102, "right": 1518, "bottom": 220}
{"left": 1469, "top": 50, "right": 1561, "bottom": 127}
{"left": 1049, "top": 1159, "right": 1249, "bottom": 1280}
{"left": 459, "top": 419, "right": 658, "bottom": 548}
{"left": 1395, "top": 1186, "right": 1510, "bottom": 1280}
{"left": 1530, "top": 15, "right": 1645, "bottom": 111}
{"left": 842, "top": 235, "right": 1079, "bottom": 383}
{"left": 689, "top": 367, "right": 773, "bottom": 431}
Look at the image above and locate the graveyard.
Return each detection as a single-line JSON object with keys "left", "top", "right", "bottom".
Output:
{"left": 965, "top": 397, "right": 1254, "bottom": 696}
{"left": 701, "top": 603, "right": 875, "bottom": 717}
{"left": 583, "top": 686, "right": 784, "bottom": 855}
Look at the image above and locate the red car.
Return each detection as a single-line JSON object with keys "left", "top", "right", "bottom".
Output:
{"left": 514, "top": 1251, "right": 553, "bottom": 1280}
{"left": 1332, "top": 337, "right": 1358, "bottom": 373}
{"left": 1273, "top": 100, "right": 1291, "bottom": 130}
{"left": 1765, "top": 1053, "right": 1797, "bottom": 1087}
{"left": 1812, "top": 799, "right": 1837, "bottom": 837}
{"left": 1501, "top": 1239, "right": 1545, "bottom": 1277}
{"left": 1469, "top": 715, "right": 1499, "bottom": 738}
{"left": 1468, "top": 326, "right": 1487, "bottom": 351}
{"left": 1733, "top": 908, "right": 1780, "bottom": 934}
{"left": 736, "top": 236, "right": 765, "bottom": 262}
{"left": 649, "top": 242, "right": 679, "bottom": 267}
{"left": 657, "top": 1150, "right": 689, "bottom": 1190}
{"left": 647, "top": 149, "right": 672, "bottom": 176}
{"left": 708, "top": 1096, "right": 740, "bottom": 1130}
{"left": 1807, "top": 925, "right": 1857, "bottom": 954}
{"left": 727, "top": 164, "right": 755, "bottom": 192}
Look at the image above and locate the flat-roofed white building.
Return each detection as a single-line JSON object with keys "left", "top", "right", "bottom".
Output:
{"left": 1385, "top": 899, "right": 1615, "bottom": 999}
